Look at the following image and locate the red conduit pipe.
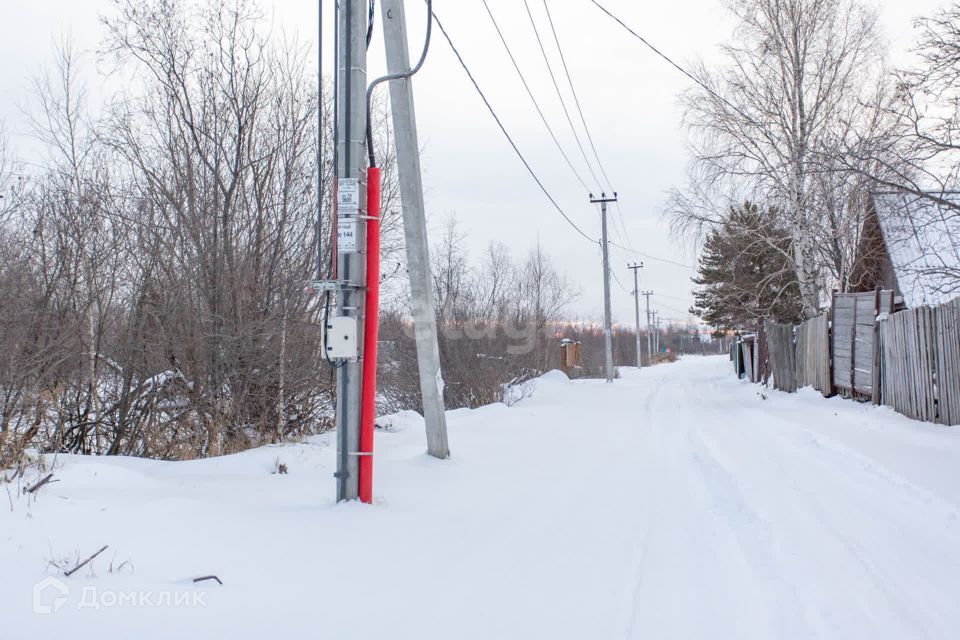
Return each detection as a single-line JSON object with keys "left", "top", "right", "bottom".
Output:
{"left": 358, "top": 167, "right": 380, "bottom": 504}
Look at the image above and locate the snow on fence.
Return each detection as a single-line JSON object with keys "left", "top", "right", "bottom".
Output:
{"left": 795, "top": 313, "right": 831, "bottom": 395}
{"left": 878, "top": 297, "right": 960, "bottom": 425}
{"left": 764, "top": 320, "right": 798, "bottom": 392}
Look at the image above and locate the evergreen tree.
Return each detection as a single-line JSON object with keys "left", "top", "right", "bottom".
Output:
{"left": 692, "top": 203, "right": 803, "bottom": 330}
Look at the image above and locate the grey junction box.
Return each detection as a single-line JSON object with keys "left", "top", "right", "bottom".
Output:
{"left": 323, "top": 316, "right": 359, "bottom": 360}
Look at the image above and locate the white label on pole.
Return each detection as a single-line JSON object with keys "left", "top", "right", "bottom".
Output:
{"left": 338, "top": 178, "right": 360, "bottom": 213}
{"left": 337, "top": 219, "right": 358, "bottom": 253}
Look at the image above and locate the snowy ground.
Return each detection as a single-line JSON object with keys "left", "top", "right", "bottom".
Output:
{"left": 4, "top": 355, "right": 960, "bottom": 639}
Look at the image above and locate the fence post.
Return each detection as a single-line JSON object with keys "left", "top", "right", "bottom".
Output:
{"left": 872, "top": 288, "right": 881, "bottom": 405}
{"left": 828, "top": 295, "right": 837, "bottom": 397}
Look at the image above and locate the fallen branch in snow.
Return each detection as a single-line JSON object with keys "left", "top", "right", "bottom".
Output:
{"left": 2, "top": 462, "right": 25, "bottom": 484}
{"left": 24, "top": 473, "right": 58, "bottom": 494}
{"left": 193, "top": 575, "right": 223, "bottom": 585}
{"left": 65, "top": 545, "right": 109, "bottom": 577}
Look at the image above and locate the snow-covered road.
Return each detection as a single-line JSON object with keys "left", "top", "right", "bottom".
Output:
{"left": 4, "top": 356, "right": 960, "bottom": 639}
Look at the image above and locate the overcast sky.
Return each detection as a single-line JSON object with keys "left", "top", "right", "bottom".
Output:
{"left": 0, "top": 0, "right": 949, "bottom": 328}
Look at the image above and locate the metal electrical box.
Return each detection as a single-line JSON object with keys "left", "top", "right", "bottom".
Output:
{"left": 323, "top": 316, "right": 359, "bottom": 360}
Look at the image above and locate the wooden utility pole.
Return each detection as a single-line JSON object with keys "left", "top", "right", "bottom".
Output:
{"left": 591, "top": 193, "right": 618, "bottom": 383}
{"left": 381, "top": 0, "right": 450, "bottom": 458}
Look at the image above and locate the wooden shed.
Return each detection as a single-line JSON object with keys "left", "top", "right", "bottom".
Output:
{"left": 854, "top": 192, "right": 960, "bottom": 309}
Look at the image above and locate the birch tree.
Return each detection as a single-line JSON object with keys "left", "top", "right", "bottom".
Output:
{"left": 672, "top": 0, "right": 883, "bottom": 317}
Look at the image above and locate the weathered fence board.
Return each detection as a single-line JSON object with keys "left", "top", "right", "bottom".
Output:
{"left": 880, "top": 297, "right": 960, "bottom": 425}
{"left": 938, "top": 298, "right": 960, "bottom": 425}
{"left": 742, "top": 336, "right": 756, "bottom": 383}
{"left": 796, "top": 313, "right": 831, "bottom": 395}
{"left": 764, "top": 320, "right": 798, "bottom": 392}
{"left": 832, "top": 290, "right": 894, "bottom": 400}
{"left": 744, "top": 295, "right": 958, "bottom": 426}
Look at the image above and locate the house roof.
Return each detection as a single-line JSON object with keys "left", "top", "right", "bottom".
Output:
{"left": 873, "top": 192, "right": 960, "bottom": 307}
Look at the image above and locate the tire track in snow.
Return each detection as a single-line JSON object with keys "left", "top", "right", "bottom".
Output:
{"left": 617, "top": 373, "right": 670, "bottom": 639}
{"left": 618, "top": 359, "right": 960, "bottom": 639}
{"left": 685, "top": 424, "right": 810, "bottom": 636}
{"left": 700, "top": 402, "right": 960, "bottom": 638}
{"left": 619, "top": 373, "right": 795, "bottom": 639}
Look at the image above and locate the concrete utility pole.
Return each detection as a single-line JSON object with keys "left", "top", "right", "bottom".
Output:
{"left": 334, "top": 0, "right": 368, "bottom": 502}
{"left": 628, "top": 263, "right": 644, "bottom": 367}
{"left": 653, "top": 312, "right": 661, "bottom": 354}
{"left": 591, "top": 192, "right": 618, "bottom": 383}
{"left": 381, "top": 0, "right": 449, "bottom": 459}
{"left": 641, "top": 290, "right": 653, "bottom": 363}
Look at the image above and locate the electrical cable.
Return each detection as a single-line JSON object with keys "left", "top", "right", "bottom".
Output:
{"left": 609, "top": 241, "right": 695, "bottom": 269}
{"left": 654, "top": 291, "right": 696, "bottom": 302}
{"left": 542, "top": 0, "right": 614, "bottom": 193}
{"left": 587, "top": 0, "right": 761, "bottom": 129}
{"left": 480, "top": 0, "right": 591, "bottom": 193}
{"left": 610, "top": 266, "right": 631, "bottom": 295}
{"left": 319, "top": 3, "right": 327, "bottom": 268}
{"left": 657, "top": 301, "right": 696, "bottom": 317}
{"left": 365, "top": 0, "right": 375, "bottom": 48}
{"left": 541, "top": 1, "right": 640, "bottom": 260}
{"left": 365, "top": 0, "right": 433, "bottom": 168}
{"left": 432, "top": 7, "right": 598, "bottom": 244}
{"left": 324, "top": 0, "right": 345, "bottom": 371}
{"left": 522, "top": 0, "right": 603, "bottom": 191}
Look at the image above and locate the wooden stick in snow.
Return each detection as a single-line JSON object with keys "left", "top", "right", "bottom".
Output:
{"left": 24, "top": 473, "right": 58, "bottom": 494}
{"left": 65, "top": 545, "right": 109, "bottom": 577}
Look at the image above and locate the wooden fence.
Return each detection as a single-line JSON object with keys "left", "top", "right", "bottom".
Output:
{"left": 764, "top": 320, "right": 798, "bottom": 392}
{"left": 831, "top": 291, "right": 894, "bottom": 400}
{"left": 878, "top": 297, "right": 960, "bottom": 425}
{"left": 732, "top": 293, "right": 959, "bottom": 426}
{"left": 741, "top": 334, "right": 756, "bottom": 382}
{"left": 796, "top": 313, "right": 831, "bottom": 394}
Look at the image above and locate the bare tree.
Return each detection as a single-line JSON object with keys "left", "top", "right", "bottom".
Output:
{"left": 847, "top": 4, "right": 960, "bottom": 206}
{"left": 0, "top": 126, "right": 23, "bottom": 227}
{"left": 672, "top": 0, "right": 885, "bottom": 316}
{"left": 517, "top": 241, "right": 577, "bottom": 371}
{"left": 832, "top": 3, "right": 960, "bottom": 298}
{"left": 95, "top": 0, "right": 329, "bottom": 456}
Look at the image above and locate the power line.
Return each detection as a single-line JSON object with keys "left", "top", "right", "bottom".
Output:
{"left": 587, "top": 0, "right": 759, "bottom": 130}
{"left": 522, "top": 0, "right": 603, "bottom": 191}
{"left": 543, "top": 2, "right": 644, "bottom": 258}
{"left": 611, "top": 201, "right": 635, "bottom": 251}
{"left": 610, "top": 263, "right": 631, "bottom": 294}
{"left": 480, "top": 0, "right": 592, "bottom": 193}
{"left": 610, "top": 241, "right": 695, "bottom": 269}
{"left": 608, "top": 227, "right": 641, "bottom": 268}
{"left": 657, "top": 301, "right": 694, "bottom": 316}
{"left": 366, "top": 0, "right": 433, "bottom": 167}
{"left": 432, "top": 8, "right": 597, "bottom": 244}
{"left": 542, "top": 0, "right": 613, "bottom": 192}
